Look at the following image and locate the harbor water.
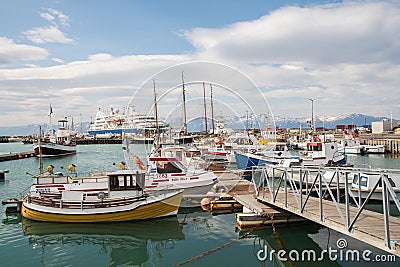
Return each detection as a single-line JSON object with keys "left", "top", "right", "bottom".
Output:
{"left": 0, "top": 143, "right": 399, "bottom": 266}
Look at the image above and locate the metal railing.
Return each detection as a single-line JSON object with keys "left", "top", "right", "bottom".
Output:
{"left": 255, "top": 165, "right": 400, "bottom": 251}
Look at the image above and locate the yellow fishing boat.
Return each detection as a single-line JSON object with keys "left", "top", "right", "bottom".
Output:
{"left": 21, "top": 169, "right": 183, "bottom": 223}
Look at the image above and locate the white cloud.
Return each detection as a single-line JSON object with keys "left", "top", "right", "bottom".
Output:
{"left": 88, "top": 53, "right": 114, "bottom": 61}
{"left": 40, "top": 12, "right": 54, "bottom": 22}
{"left": 1, "top": 1, "right": 400, "bottom": 126}
{"left": 23, "top": 8, "right": 72, "bottom": 44}
{"left": 0, "top": 37, "right": 49, "bottom": 65}
{"left": 42, "top": 8, "right": 70, "bottom": 27}
{"left": 23, "top": 25, "right": 74, "bottom": 44}
{"left": 184, "top": 1, "right": 400, "bottom": 65}
{"left": 52, "top": 57, "right": 65, "bottom": 64}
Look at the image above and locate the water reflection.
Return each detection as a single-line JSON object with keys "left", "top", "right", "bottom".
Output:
{"left": 21, "top": 217, "right": 185, "bottom": 266}
{"left": 242, "top": 223, "right": 399, "bottom": 267}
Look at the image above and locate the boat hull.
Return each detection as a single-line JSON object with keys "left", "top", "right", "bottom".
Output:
{"left": 34, "top": 143, "right": 76, "bottom": 157}
{"left": 235, "top": 151, "right": 274, "bottom": 170}
{"left": 350, "top": 188, "right": 400, "bottom": 202}
{"left": 21, "top": 190, "right": 183, "bottom": 223}
{"left": 146, "top": 177, "right": 218, "bottom": 208}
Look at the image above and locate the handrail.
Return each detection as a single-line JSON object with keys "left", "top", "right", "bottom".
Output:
{"left": 257, "top": 165, "right": 400, "bottom": 251}
{"left": 28, "top": 194, "right": 148, "bottom": 209}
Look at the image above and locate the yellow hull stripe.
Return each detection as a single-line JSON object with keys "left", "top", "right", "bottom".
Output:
{"left": 21, "top": 191, "right": 183, "bottom": 223}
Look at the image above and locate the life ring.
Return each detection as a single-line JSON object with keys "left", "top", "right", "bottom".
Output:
{"left": 133, "top": 155, "right": 146, "bottom": 170}
{"left": 97, "top": 191, "right": 106, "bottom": 200}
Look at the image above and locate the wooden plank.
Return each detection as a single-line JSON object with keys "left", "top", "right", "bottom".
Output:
{"left": 257, "top": 193, "right": 400, "bottom": 257}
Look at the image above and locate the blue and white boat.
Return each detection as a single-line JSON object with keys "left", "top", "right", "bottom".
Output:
{"left": 235, "top": 142, "right": 292, "bottom": 170}
{"left": 235, "top": 141, "right": 346, "bottom": 170}
{"left": 88, "top": 106, "right": 169, "bottom": 136}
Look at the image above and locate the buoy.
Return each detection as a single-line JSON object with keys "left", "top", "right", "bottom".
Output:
{"left": 68, "top": 164, "right": 76, "bottom": 171}
{"left": 133, "top": 155, "right": 146, "bottom": 170}
{"left": 200, "top": 197, "right": 211, "bottom": 206}
{"left": 119, "top": 162, "right": 126, "bottom": 169}
{"left": 18, "top": 155, "right": 23, "bottom": 159}
{"left": 47, "top": 165, "right": 54, "bottom": 172}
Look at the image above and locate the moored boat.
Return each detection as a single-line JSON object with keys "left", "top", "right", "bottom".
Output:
{"left": 144, "top": 145, "right": 218, "bottom": 207}
{"left": 300, "top": 141, "right": 346, "bottom": 166}
{"left": 21, "top": 169, "right": 183, "bottom": 222}
{"left": 88, "top": 106, "right": 169, "bottom": 136}
{"left": 350, "top": 171, "right": 400, "bottom": 201}
{"left": 364, "top": 144, "right": 385, "bottom": 154}
{"left": 34, "top": 118, "right": 77, "bottom": 157}
{"left": 337, "top": 138, "right": 366, "bottom": 155}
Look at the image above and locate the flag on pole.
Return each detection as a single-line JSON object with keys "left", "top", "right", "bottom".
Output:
{"left": 49, "top": 104, "right": 53, "bottom": 115}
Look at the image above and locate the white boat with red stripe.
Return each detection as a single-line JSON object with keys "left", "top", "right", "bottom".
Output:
{"left": 145, "top": 146, "right": 218, "bottom": 207}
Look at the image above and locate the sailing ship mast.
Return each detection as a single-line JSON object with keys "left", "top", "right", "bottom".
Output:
{"left": 210, "top": 84, "right": 215, "bottom": 134}
{"left": 182, "top": 71, "right": 187, "bottom": 135}
{"left": 38, "top": 126, "right": 43, "bottom": 173}
{"left": 203, "top": 82, "right": 208, "bottom": 133}
{"left": 153, "top": 79, "right": 160, "bottom": 144}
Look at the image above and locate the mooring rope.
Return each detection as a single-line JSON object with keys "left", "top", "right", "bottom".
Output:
{"left": 173, "top": 213, "right": 274, "bottom": 267}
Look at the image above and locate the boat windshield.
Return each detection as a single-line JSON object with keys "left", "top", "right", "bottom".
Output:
{"left": 156, "top": 161, "right": 185, "bottom": 174}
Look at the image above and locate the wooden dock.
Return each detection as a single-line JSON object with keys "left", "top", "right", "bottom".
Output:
{"left": 0, "top": 151, "right": 36, "bottom": 162}
{"left": 257, "top": 191, "right": 400, "bottom": 256}
{"left": 211, "top": 170, "right": 307, "bottom": 228}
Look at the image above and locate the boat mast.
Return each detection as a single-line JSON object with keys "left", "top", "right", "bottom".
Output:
{"left": 38, "top": 126, "right": 43, "bottom": 173}
{"left": 182, "top": 71, "right": 187, "bottom": 135}
{"left": 153, "top": 79, "right": 160, "bottom": 144}
{"left": 203, "top": 82, "right": 208, "bottom": 133}
{"left": 210, "top": 84, "right": 215, "bottom": 134}
{"left": 309, "top": 98, "right": 315, "bottom": 135}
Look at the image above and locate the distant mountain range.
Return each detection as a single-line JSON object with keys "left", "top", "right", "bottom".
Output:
{"left": 0, "top": 113, "right": 394, "bottom": 136}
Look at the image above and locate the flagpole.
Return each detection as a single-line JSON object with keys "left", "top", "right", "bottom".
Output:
{"left": 49, "top": 104, "right": 53, "bottom": 134}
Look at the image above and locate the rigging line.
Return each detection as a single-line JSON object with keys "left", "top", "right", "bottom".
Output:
{"left": 173, "top": 213, "right": 273, "bottom": 267}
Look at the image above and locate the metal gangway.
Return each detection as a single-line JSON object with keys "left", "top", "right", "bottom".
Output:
{"left": 252, "top": 165, "right": 400, "bottom": 257}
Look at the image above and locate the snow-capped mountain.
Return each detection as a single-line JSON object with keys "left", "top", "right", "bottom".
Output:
{"left": 0, "top": 113, "right": 393, "bottom": 135}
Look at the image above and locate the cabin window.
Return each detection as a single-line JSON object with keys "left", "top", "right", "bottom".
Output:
{"left": 109, "top": 174, "right": 137, "bottom": 191}
{"left": 175, "top": 151, "right": 183, "bottom": 161}
{"left": 360, "top": 176, "right": 368, "bottom": 187}
{"left": 157, "top": 162, "right": 182, "bottom": 173}
{"left": 353, "top": 174, "right": 359, "bottom": 185}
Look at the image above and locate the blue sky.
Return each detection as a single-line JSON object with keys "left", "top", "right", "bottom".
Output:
{"left": 0, "top": 0, "right": 399, "bottom": 127}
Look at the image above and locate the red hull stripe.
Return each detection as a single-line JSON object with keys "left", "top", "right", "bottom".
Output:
{"left": 36, "top": 185, "right": 65, "bottom": 188}
{"left": 206, "top": 151, "right": 227, "bottom": 156}
{"left": 190, "top": 177, "right": 199, "bottom": 180}
{"left": 153, "top": 179, "right": 168, "bottom": 182}
{"left": 171, "top": 174, "right": 185, "bottom": 177}
{"left": 148, "top": 157, "right": 179, "bottom": 162}
{"left": 145, "top": 185, "right": 158, "bottom": 188}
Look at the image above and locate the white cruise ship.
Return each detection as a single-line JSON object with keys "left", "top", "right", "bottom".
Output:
{"left": 88, "top": 106, "right": 169, "bottom": 136}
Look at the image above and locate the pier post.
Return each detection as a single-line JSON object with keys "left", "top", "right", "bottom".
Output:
{"left": 382, "top": 175, "right": 391, "bottom": 248}
{"left": 344, "top": 172, "right": 350, "bottom": 230}
{"left": 318, "top": 170, "right": 323, "bottom": 222}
